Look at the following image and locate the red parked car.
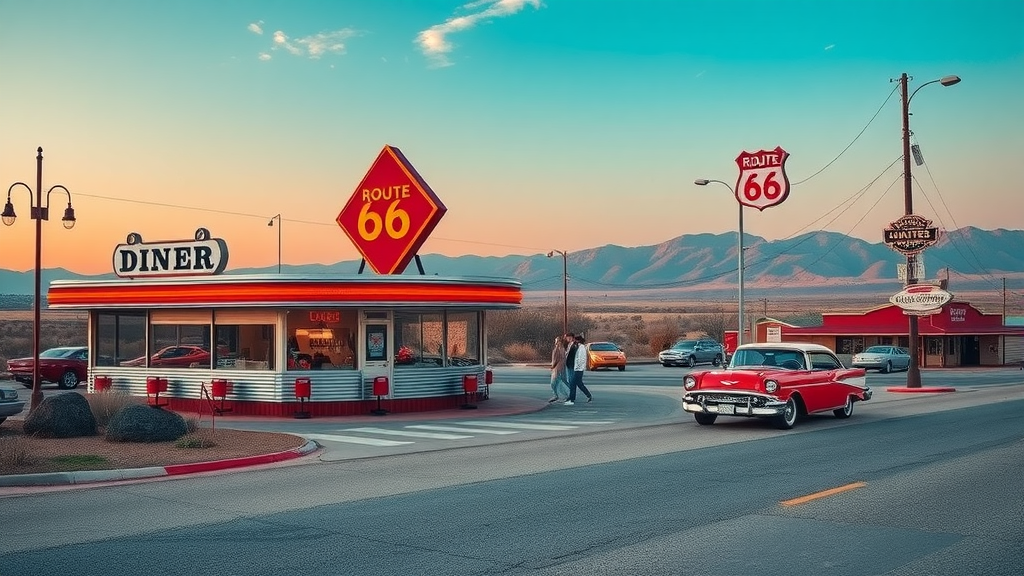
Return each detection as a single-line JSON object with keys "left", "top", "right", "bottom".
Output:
{"left": 7, "top": 346, "right": 89, "bottom": 389}
{"left": 121, "top": 345, "right": 211, "bottom": 368}
{"left": 681, "top": 342, "right": 871, "bottom": 429}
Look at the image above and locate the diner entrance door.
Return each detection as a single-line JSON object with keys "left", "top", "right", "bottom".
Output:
{"left": 360, "top": 311, "right": 393, "bottom": 399}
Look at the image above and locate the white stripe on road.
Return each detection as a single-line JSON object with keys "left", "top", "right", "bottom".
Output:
{"left": 304, "top": 433, "right": 413, "bottom": 446}
{"left": 342, "top": 427, "right": 472, "bottom": 440}
{"left": 454, "top": 421, "right": 577, "bottom": 431}
{"left": 516, "top": 419, "right": 617, "bottom": 425}
{"left": 406, "top": 424, "right": 520, "bottom": 435}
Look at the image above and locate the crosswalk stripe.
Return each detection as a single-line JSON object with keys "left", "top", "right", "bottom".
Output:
{"left": 454, "top": 420, "right": 577, "bottom": 431}
{"left": 343, "top": 427, "right": 472, "bottom": 440}
{"left": 517, "top": 419, "right": 617, "bottom": 425}
{"left": 406, "top": 424, "right": 520, "bottom": 435}
{"left": 304, "top": 433, "right": 413, "bottom": 446}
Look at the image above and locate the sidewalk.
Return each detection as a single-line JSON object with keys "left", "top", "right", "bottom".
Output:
{"left": 0, "top": 392, "right": 551, "bottom": 489}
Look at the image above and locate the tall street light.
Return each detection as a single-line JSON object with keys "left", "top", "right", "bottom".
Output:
{"left": 547, "top": 249, "right": 568, "bottom": 335}
{"left": 694, "top": 179, "right": 744, "bottom": 347}
{"left": 268, "top": 214, "right": 281, "bottom": 273}
{"left": 897, "top": 72, "right": 960, "bottom": 388}
{"left": 3, "top": 147, "right": 77, "bottom": 412}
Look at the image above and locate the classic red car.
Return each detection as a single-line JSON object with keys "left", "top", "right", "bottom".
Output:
{"left": 681, "top": 342, "right": 871, "bottom": 429}
{"left": 121, "top": 345, "right": 211, "bottom": 368}
{"left": 6, "top": 346, "right": 89, "bottom": 389}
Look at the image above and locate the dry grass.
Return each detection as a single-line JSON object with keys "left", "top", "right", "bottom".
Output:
{"left": 0, "top": 419, "right": 306, "bottom": 476}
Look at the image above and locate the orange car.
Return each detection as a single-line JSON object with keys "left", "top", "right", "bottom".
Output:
{"left": 586, "top": 342, "right": 626, "bottom": 371}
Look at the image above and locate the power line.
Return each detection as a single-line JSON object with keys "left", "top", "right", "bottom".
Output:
{"left": 790, "top": 85, "right": 899, "bottom": 186}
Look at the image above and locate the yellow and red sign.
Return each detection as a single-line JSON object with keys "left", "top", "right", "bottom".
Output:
{"left": 336, "top": 145, "right": 447, "bottom": 275}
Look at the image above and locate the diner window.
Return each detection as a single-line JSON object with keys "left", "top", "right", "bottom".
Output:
{"left": 95, "top": 312, "right": 146, "bottom": 367}
{"left": 395, "top": 312, "right": 445, "bottom": 367}
{"left": 286, "top": 309, "right": 357, "bottom": 370}
{"left": 214, "top": 324, "right": 275, "bottom": 370}
{"left": 446, "top": 311, "right": 481, "bottom": 366}
{"left": 927, "top": 338, "right": 943, "bottom": 356}
{"left": 145, "top": 324, "right": 213, "bottom": 368}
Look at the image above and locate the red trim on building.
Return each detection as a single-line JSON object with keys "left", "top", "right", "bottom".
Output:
{"left": 778, "top": 301, "right": 1023, "bottom": 338}
{"left": 48, "top": 276, "right": 522, "bottom": 309}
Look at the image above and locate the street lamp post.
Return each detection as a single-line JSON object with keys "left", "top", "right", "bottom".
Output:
{"left": 897, "top": 72, "right": 960, "bottom": 388}
{"left": 268, "top": 214, "right": 281, "bottom": 273}
{"left": 2, "top": 147, "right": 77, "bottom": 412}
{"left": 694, "top": 179, "right": 744, "bottom": 347}
{"left": 547, "top": 249, "right": 568, "bottom": 335}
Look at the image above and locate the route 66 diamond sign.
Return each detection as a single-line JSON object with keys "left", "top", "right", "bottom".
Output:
{"left": 734, "top": 146, "right": 791, "bottom": 211}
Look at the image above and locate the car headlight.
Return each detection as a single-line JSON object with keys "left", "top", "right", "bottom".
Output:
{"left": 683, "top": 375, "right": 697, "bottom": 390}
{"left": 764, "top": 379, "right": 778, "bottom": 393}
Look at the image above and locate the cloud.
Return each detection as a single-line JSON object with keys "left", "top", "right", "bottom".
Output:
{"left": 248, "top": 21, "right": 264, "bottom": 35}
{"left": 416, "top": 0, "right": 542, "bottom": 67}
{"left": 824, "top": 44, "right": 835, "bottom": 51}
{"left": 258, "top": 28, "right": 359, "bottom": 60}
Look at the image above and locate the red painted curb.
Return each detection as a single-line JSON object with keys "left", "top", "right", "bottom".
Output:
{"left": 885, "top": 387, "right": 957, "bottom": 393}
{"left": 163, "top": 442, "right": 318, "bottom": 476}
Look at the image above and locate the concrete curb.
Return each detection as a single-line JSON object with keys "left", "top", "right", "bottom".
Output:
{"left": 0, "top": 439, "right": 320, "bottom": 488}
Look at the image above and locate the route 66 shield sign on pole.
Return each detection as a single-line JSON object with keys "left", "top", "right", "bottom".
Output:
{"left": 735, "top": 146, "right": 791, "bottom": 211}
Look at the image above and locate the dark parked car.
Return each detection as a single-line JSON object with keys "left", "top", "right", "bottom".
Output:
{"left": 6, "top": 346, "right": 89, "bottom": 389}
{"left": 658, "top": 338, "right": 724, "bottom": 368}
{"left": 0, "top": 385, "right": 26, "bottom": 424}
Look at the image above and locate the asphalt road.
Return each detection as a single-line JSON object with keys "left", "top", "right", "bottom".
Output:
{"left": 2, "top": 376, "right": 1022, "bottom": 576}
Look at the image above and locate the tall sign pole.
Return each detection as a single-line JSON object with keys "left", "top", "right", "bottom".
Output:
{"left": 900, "top": 73, "right": 922, "bottom": 388}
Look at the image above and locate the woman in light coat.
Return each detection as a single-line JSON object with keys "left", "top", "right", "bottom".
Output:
{"left": 549, "top": 336, "right": 570, "bottom": 402}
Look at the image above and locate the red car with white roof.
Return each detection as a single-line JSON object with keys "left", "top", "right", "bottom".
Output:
{"left": 681, "top": 342, "right": 871, "bottom": 429}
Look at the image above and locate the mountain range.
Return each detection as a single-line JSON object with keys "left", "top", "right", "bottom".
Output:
{"left": 1, "top": 227, "right": 1021, "bottom": 301}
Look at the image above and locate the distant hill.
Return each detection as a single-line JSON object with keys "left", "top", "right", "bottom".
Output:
{"left": 1, "top": 227, "right": 1021, "bottom": 303}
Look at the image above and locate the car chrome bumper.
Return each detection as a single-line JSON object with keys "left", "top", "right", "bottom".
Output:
{"left": 681, "top": 392, "right": 786, "bottom": 417}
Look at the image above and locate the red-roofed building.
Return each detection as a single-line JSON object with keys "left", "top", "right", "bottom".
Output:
{"left": 754, "top": 301, "right": 1024, "bottom": 368}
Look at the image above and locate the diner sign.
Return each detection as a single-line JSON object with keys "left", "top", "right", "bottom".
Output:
{"left": 113, "top": 228, "right": 228, "bottom": 279}
{"left": 336, "top": 145, "right": 447, "bottom": 275}
{"left": 889, "top": 284, "right": 953, "bottom": 313}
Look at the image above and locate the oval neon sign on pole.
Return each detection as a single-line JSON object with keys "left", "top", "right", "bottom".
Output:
{"left": 889, "top": 285, "right": 953, "bottom": 312}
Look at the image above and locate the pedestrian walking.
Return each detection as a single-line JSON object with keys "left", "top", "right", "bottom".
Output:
{"left": 564, "top": 333, "right": 593, "bottom": 405}
{"left": 548, "top": 336, "right": 570, "bottom": 402}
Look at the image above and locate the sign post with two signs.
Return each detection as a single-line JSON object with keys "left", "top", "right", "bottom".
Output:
{"left": 336, "top": 145, "right": 447, "bottom": 275}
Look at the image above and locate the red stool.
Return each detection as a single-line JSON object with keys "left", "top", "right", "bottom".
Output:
{"left": 211, "top": 379, "right": 233, "bottom": 414}
{"left": 461, "top": 374, "right": 479, "bottom": 409}
{"left": 294, "top": 377, "right": 311, "bottom": 419}
{"left": 371, "top": 376, "right": 389, "bottom": 416}
{"left": 146, "top": 376, "right": 168, "bottom": 407}
{"left": 93, "top": 376, "right": 112, "bottom": 393}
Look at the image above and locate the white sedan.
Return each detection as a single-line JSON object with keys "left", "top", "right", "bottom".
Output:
{"left": 851, "top": 346, "right": 912, "bottom": 373}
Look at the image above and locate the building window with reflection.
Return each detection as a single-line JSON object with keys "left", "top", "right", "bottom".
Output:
{"left": 394, "top": 311, "right": 481, "bottom": 368}
{"left": 395, "top": 312, "right": 444, "bottom": 368}
{"left": 214, "top": 324, "right": 275, "bottom": 370}
{"left": 446, "top": 311, "right": 480, "bottom": 366}
{"left": 133, "top": 324, "right": 213, "bottom": 369}
{"left": 95, "top": 311, "right": 146, "bottom": 367}
{"left": 286, "top": 309, "right": 357, "bottom": 370}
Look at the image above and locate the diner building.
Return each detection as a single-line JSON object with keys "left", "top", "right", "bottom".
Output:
{"left": 753, "top": 300, "right": 1024, "bottom": 368}
{"left": 48, "top": 274, "right": 521, "bottom": 416}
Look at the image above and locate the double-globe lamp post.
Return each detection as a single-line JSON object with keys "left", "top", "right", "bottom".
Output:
{"left": 694, "top": 179, "right": 744, "bottom": 348}
{"left": 547, "top": 249, "right": 568, "bottom": 336}
{"left": 2, "top": 147, "right": 77, "bottom": 412}
{"left": 898, "top": 72, "right": 960, "bottom": 388}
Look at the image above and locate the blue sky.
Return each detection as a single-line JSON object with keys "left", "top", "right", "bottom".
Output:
{"left": 1, "top": 0, "right": 1021, "bottom": 274}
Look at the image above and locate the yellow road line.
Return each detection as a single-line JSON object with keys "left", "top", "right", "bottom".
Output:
{"left": 781, "top": 481, "right": 867, "bottom": 507}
